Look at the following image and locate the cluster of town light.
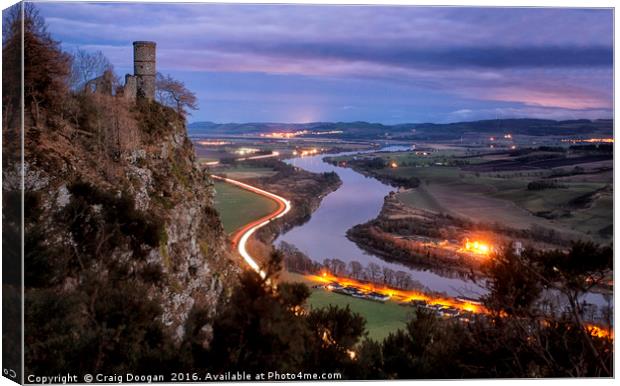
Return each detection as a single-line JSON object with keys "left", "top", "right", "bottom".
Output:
{"left": 261, "top": 131, "right": 308, "bottom": 138}
{"left": 235, "top": 147, "right": 260, "bottom": 155}
{"left": 293, "top": 148, "right": 320, "bottom": 157}
{"left": 197, "top": 140, "right": 230, "bottom": 146}
{"left": 561, "top": 138, "right": 614, "bottom": 144}
{"left": 260, "top": 130, "right": 344, "bottom": 138}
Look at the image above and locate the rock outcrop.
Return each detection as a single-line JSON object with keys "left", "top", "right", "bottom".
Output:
{"left": 16, "top": 95, "right": 237, "bottom": 344}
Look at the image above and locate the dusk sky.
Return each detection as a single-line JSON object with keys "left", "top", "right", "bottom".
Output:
{"left": 37, "top": 3, "right": 613, "bottom": 124}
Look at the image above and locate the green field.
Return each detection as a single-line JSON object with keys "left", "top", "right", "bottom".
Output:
{"left": 397, "top": 184, "right": 445, "bottom": 213}
{"left": 307, "top": 290, "right": 412, "bottom": 341}
{"left": 339, "top": 150, "right": 612, "bottom": 242}
{"left": 281, "top": 272, "right": 412, "bottom": 341}
{"left": 397, "top": 172, "right": 610, "bottom": 240}
{"left": 213, "top": 181, "right": 278, "bottom": 234}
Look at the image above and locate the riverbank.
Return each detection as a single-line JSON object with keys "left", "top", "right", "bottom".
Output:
{"left": 347, "top": 193, "right": 493, "bottom": 275}
{"left": 324, "top": 154, "right": 421, "bottom": 189}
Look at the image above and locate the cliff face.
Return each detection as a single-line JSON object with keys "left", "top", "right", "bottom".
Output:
{"left": 15, "top": 95, "right": 237, "bottom": 348}
{"left": 0, "top": 7, "right": 239, "bottom": 375}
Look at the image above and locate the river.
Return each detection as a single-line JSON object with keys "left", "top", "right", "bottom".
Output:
{"left": 275, "top": 147, "right": 611, "bottom": 314}
{"left": 276, "top": 147, "right": 486, "bottom": 298}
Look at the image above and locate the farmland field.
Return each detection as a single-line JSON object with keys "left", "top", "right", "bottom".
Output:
{"left": 336, "top": 149, "right": 612, "bottom": 242}
{"left": 213, "top": 180, "right": 279, "bottom": 234}
{"left": 396, "top": 184, "right": 444, "bottom": 213}
{"left": 397, "top": 173, "right": 610, "bottom": 241}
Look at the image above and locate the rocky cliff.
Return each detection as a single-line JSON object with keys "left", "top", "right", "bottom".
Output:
{"left": 8, "top": 94, "right": 238, "bottom": 371}
{"left": 0, "top": 5, "right": 239, "bottom": 374}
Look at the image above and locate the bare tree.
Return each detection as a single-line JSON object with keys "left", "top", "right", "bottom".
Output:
{"left": 331, "top": 259, "right": 347, "bottom": 276}
{"left": 367, "top": 263, "right": 381, "bottom": 283}
{"left": 348, "top": 261, "right": 363, "bottom": 279}
{"left": 322, "top": 258, "right": 332, "bottom": 273}
{"left": 69, "top": 48, "right": 114, "bottom": 91}
{"left": 3, "top": 3, "right": 46, "bottom": 45}
{"left": 155, "top": 72, "right": 198, "bottom": 116}
{"left": 382, "top": 266, "right": 395, "bottom": 285}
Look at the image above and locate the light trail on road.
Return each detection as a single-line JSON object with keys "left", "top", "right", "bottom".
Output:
{"left": 211, "top": 175, "right": 291, "bottom": 279}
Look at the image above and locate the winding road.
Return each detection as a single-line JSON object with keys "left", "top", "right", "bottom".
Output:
{"left": 211, "top": 175, "right": 291, "bottom": 279}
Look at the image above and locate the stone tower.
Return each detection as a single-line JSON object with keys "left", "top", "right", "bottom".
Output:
{"left": 133, "top": 41, "right": 156, "bottom": 100}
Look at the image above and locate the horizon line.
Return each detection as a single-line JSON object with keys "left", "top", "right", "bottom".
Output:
{"left": 188, "top": 117, "right": 614, "bottom": 126}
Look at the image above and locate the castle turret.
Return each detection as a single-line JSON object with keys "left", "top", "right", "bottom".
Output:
{"left": 133, "top": 41, "right": 156, "bottom": 100}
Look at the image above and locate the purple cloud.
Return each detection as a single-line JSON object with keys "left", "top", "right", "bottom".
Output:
{"left": 36, "top": 3, "right": 613, "bottom": 122}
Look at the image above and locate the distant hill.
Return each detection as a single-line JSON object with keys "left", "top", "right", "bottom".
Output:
{"left": 188, "top": 121, "right": 399, "bottom": 135}
{"left": 188, "top": 118, "right": 613, "bottom": 140}
{"left": 409, "top": 119, "right": 613, "bottom": 140}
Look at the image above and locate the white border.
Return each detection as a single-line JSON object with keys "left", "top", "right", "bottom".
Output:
{"left": 0, "top": 1, "right": 615, "bottom": 386}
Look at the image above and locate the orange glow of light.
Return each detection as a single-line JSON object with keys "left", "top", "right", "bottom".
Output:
{"left": 587, "top": 324, "right": 614, "bottom": 339}
{"left": 390, "top": 161, "right": 398, "bottom": 168}
{"left": 305, "top": 272, "right": 485, "bottom": 314}
{"left": 347, "top": 350, "right": 356, "bottom": 360}
{"left": 461, "top": 239, "right": 492, "bottom": 256}
{"left": 299, "top": 148, "right": 319, "bottom": 157}
{"left": 561, "top": 138, "right": 614, "bottom": 144}
{"left": 304, "top": 272, "right": 613, "bottom": 339}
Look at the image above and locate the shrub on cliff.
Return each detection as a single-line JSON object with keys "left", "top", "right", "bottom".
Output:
{"left": 135, "top": 98, "right": 181, "bottom": 137}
